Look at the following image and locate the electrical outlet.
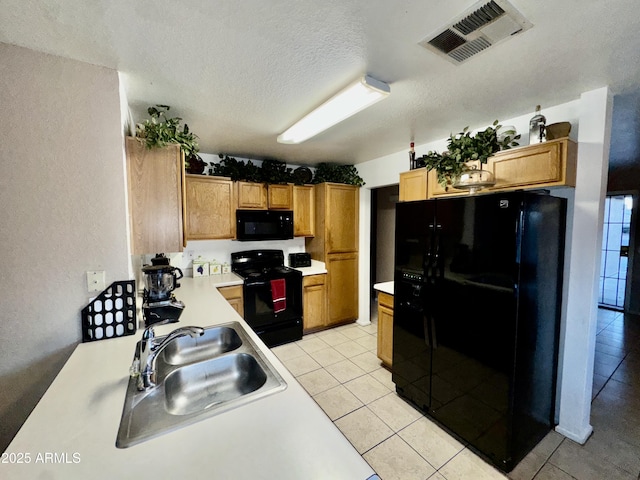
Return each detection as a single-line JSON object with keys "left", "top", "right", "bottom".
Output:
{"left": 87, "top": 270, "right": 106, "bottom": 292}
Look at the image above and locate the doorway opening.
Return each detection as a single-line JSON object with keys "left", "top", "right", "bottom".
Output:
{"left": 369, "top": 184, "right": 399, "bottom": 322}
{"left": 598, "top": 194, "right": 633, "bottom": 310}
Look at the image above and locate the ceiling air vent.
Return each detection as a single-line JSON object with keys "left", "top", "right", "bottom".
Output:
{"left": 420, "top": 0, "right": 532, "bottom": 65}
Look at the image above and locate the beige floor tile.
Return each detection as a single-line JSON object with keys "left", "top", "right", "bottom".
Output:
{"left": 363, "top": 434, "right": 436, "bottom": 480}
{"left": 368, "top": 392, "right": 422, "bottom": 432}
{"left": 308, "top": 346, "right": 347, "bottom": 367}
{"left": 325, "top": 359, "right": 367, "bottom": 383}
{"left": 399, "top": 416, "right": 464, "bottom": 470}
{"left": 509, "top": 432, "right": 564, "bottom": 480}
{"left": 296, "top": 368, "right": 340, "bottom": 396}
{"left": 428, "top": 473, "right": 447, "bottom": 480}
{"left": 439, "top": 448, "right": 508, "bottom": 480}
{"left": 360, "top": 323, "right": 378, "bottom": 335}
{"left": 296, "top": 336, "right": 330, "bottom": 354}
{"left": 549, "top": 438, "right": 635, "bottom": 480}
{"left": 531, "top": 463, "right": 575, "bottom": 480}
{"left": 271, "top": 342, "right": 306, "bottom": 360}
{"left": 355, "top": 334, "right": 378, "bottom": 351}
{"left": 344, "top": 374, "right": 391, "bottom": 404}
{"left": 351, "top": 351, "right": 384, "bottom": 372}
{"left": 333, "top": 340, "right": 369, "bottom": 358}
{"left": 334, "top": 407, "right": 393, "bottom": 454}
{"left": 279, "top": 352, "right": 321, "bottom": 376}
{"left": 312, "top": 385, "right": 363, "bottom": 421}
{"left": 315, "top": 329, "right": 351, "bottom": 346}
{"left": 340, "top": 325, "right": 370, "bottom": 340}
{"left": 369, "top": 366, "right": 395, "bottom": 390}
{"left": 581, "top": 423, "right": 640, "bottom": 475}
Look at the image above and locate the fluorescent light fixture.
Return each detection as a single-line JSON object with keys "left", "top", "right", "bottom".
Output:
{"left": 277, "top": 75, "right": 390, "bottom": 144}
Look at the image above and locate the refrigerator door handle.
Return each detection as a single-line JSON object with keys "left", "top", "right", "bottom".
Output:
{"left": 423, "top": 313, "right": 431, "bottom": 347}
{"left": 423, "top": 313, "right": 438, "bottom": 348}
{"left": 430, "top": 315, "right": 438, "bottom": 348}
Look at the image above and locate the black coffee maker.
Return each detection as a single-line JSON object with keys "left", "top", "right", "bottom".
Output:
{"left": 142, "top": 254, "right": 185, "bottom": 327}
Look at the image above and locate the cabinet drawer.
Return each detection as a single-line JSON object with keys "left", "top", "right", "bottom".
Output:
{"left": 378, "top": 291, "right": 394, "bottom": 309}
{"left": 303, "top": 274, "right": 326, "bottom": 288}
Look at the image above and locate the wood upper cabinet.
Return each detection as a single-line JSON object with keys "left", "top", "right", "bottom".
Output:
{"left": 184, "top": 175, "right": 235, "bottom": 240}
{"left": 293, "top": 185, "right": 315, "bottom": 237}
{"left": 319, "top": 183, "right": 359, "bottom": 253}
{"left": 376, "top": 292, "right": 394, "bottom": 368}
{"left": 302, "top": 274, "right": 326, "bottom": 332}
{"left": 400, "top": 138, "right": 578, "bottom": 201}
{"left": 268, "top": 184, "right": 293, "bottom": 210}
{"left": 237, "top": 181, "right": 268, "bottom": 209}
{"left": 399, "top": 169, "right": 428, "bottom": 202}
{"left": 125, "top": 137, "right": 185, "bottom": 254}
{"left": 218, "top": 285, "right": 244, "bottom": 317}
{"left": 427, "top": 169, "right": 468, "bottom": 198}
{"left": 488, "top": 137, "right": 577, "bottom": 190}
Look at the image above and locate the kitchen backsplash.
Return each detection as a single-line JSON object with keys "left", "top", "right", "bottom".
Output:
{"left": 132, "top": 238, "right": 306, "bottom": 284}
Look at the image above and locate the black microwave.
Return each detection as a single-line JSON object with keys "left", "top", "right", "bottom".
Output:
{"left": 236, "top": 210, "right": 294, "bottom": 241}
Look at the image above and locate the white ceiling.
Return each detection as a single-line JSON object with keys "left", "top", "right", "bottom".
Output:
{"left": 2, "top": 0, "right": 640, "bottom": 166}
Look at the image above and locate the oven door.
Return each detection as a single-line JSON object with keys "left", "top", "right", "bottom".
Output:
{"left": 242, "top": 275, "right": 302, "bottom": 329}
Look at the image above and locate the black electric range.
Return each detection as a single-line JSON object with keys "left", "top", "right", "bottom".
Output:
{"left": 231, "top": 250, "right": 303, "bottom": 347}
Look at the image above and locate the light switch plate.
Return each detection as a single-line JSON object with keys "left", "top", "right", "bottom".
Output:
{"left": 87, "top": 270, "right": 106, "bottom": 292}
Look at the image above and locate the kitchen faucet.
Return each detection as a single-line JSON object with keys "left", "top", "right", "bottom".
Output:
{"left": 133, "top": 323, "right": 204, "bottom": 391}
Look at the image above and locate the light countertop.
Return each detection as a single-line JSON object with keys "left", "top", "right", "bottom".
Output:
{"left": 290, "top": 259, "right": 327, "bottom": 276}
{"left": 2, "top": 276, "right": 375, "bottom": 480}
{"left": 373, "top": 281, "right": 394, "bottom": 296}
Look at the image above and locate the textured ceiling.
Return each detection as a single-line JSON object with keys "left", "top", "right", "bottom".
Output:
{"left": 1, "top": 0, "right": 640, "bottom": 166}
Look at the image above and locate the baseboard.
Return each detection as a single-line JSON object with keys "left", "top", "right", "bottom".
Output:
{"left": 555, "top": 423, "right": 594, "bottom": 444}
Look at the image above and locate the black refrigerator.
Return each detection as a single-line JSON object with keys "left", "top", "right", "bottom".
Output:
{"left": 392, "top": 191, "right": 566, "bottom": 472}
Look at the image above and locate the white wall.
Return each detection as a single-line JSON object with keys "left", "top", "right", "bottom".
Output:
{"left": 355, "top": 91, "right": 611, "bottom": 443}
{"left": 357, "top": 99, "right": 581, "bottom": 324}
{"left": 131, "top": 238, "right": 306, "bottom": 284}
{"left": 0, "top": 44, "right": 130, "bottom": 451}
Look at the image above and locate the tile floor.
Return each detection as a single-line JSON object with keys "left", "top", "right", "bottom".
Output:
{"left": 271, "top": 307, "right": 640, "bottom": 480}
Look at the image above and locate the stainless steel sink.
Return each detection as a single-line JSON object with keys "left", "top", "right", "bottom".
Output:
{"left": 160, "top": 325, "right": 243, "bottom": 366}
{"left": 116, "top": 321, "right": 286, "bottom": 448}
{"left": 164, "top": 353, "right": 267, "bottom": 415}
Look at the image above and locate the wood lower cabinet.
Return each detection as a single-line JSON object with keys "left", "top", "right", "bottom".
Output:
{"left": 376, "top": 291, "right": 394, "bottom": 368}
{"left": 293, "top": 185, "right": 315, "bottom": 237}
{"left": 268, "top": 184, "right": 293, "bottom": 210}
{"left": 125, "top": 137, "right": 185, "bottom": 254}
{"left": 326, "top": 252, "right": 358, "bottom": 326}
{"left": 237, "top": 181, "right": 268, "bottom": 209}
{"left": 218, "top": 285, "right": 244, "bottom": 317}
{"left": 302, "top": 274, "right": 326, "bottom": 332}
{"left": 400, "top": 138, "right": 578, "bottom": 201}
{"left": 184, "top": 175, "right": 235, "bottom": 240}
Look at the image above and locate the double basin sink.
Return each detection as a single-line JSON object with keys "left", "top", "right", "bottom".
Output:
{"left": 116, "top": 321, "right": 287, "bottom": 448}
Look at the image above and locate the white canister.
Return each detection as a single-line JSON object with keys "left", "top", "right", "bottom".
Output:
{"left": 210, "top": 261, "right": 221, "bottom": 275}
{"left": 192, "top": 258, "right": 210, "bottom": 277}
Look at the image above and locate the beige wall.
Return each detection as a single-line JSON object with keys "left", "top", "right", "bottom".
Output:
{"left": 0, "top": 43, "right": 130, "bottom": 451}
